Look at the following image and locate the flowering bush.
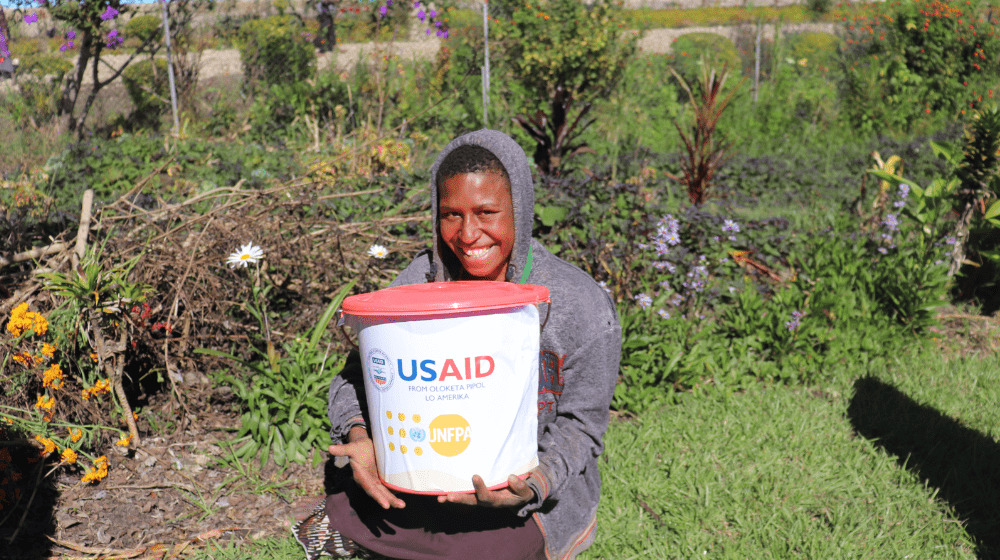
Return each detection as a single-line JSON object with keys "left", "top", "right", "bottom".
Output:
{"left": 1, "top": 302, "right": 122, "bottom": 485}
{"left": 837, "top": 0, "right": 1000, "bottom": 133}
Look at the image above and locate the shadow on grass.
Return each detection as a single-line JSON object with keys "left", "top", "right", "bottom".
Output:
{"left": 847, "top": 376, "right": 1000, "bottom": 560}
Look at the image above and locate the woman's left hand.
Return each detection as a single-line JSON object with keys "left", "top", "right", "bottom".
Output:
{"left": 437, "top": 474, "right": 535, "bottom": 508}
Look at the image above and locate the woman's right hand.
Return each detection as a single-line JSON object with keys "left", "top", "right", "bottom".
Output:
{"left": 328, "top": 425, "right": 406, "bottom": 510}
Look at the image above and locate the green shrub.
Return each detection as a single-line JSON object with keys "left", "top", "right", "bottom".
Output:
{"left": 786, "top": 31, "right": 840, "bottom": 71}
{"left": 236, "top": 15, "right": 316, "bottom": 92}
{"left": 124, "top": 14, "right": 163, "bottom": 44}
{"left": 20, "top": 53, "right": 73, "bottom": 78}
{"left": 3, "top": 54, "right": 72, "bottom": 125}
{"left": 670, "top": 32, "right": 741, "bottom": 89}
{"left": 492, "top": 0, "right": 639, "bottom": 175}
{"left": 121, "top": 58, "right": 170, "bottom": 129}
{"left": 249, "top": 71, "right": 351, "bottom": 141}
{"left": 9, "top": 38, "right": 42, "bottom": 58}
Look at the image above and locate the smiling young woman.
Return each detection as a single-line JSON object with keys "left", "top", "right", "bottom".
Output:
{"left": 437, "top": 172, "right": 516, "bottom": 282}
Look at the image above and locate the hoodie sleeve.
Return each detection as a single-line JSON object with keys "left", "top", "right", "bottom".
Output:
{"left": 328, "top": 350, "right": 369, "bottom": 444}
{"left": 518, "top": 323, "right": 622, "bottom": 516}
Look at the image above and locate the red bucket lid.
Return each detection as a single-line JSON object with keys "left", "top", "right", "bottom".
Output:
{"left": 342, "top": 281, "right": 550, "bottom": 317}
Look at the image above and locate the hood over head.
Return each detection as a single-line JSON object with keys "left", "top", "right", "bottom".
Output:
{"left": 426, "top": 129, "right": 534, "bottom": 283}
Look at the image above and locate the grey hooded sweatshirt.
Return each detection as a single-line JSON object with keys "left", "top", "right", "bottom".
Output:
{"left": 328, "top": 129, "right": 622, "bottom": 560}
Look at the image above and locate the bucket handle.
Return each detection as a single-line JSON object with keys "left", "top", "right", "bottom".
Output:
{"left": 540, "top": 299, "right": 552, "bottom": 333}
{"left": 340, "top": 317, "right": 360, "bottom": 353}
{"left": 339, "top": 299, "right": 552, "bottom": 352}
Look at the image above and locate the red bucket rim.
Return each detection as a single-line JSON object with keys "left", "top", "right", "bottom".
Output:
{"left": 342, "top": 281, "right": 550, "bottom": 317}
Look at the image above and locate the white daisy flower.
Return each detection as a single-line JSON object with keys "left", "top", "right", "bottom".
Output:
{"left": 368, "top": 244, "right": 388, "bottom": 259}
{"left": 227, "top": 243, "right": 264, "bottom": 268}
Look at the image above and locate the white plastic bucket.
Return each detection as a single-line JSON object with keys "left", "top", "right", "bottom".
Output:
{"left": 342, "top": 281, "right": 549, "bottom": 494}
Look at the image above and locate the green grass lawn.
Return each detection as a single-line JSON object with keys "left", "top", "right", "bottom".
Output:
{"left": 192, "top": 348, "right": 1000, "bottom": 559}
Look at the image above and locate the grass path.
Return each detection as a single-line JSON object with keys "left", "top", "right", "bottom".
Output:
{"left": 194, "top": 350, "right": 1000, "bottom": 559}
{"left": 588, "top": 350, "right": 999, "bottom": 558}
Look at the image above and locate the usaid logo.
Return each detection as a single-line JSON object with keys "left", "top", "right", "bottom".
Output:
{"left": 366, "top": 348, "right": 394, "bottom": 392}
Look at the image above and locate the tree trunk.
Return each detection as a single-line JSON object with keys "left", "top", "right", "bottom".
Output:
{"left": 60, "top": 28, "right": 95, "bottom": 136}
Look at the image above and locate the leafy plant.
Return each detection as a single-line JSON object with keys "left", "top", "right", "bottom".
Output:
{"left": 121, "top": 58, "right": 170, "bottom": 130}
{"left": 39, "top": 245, "right": 154, "bottom": 446}
{"left": 492, "top": 0, "right": 639, "bottom": 177}
{"left": 198, "top": 281, "right": 356, "bottom": 468}
{"left": 235, "top": 14, "right": 316, "bottom": 93}
{"left": 667, "top": 64, "right": 741, "bottom": 206}
{"left": 123, "top": 14, "right": 162, "bottom": 44}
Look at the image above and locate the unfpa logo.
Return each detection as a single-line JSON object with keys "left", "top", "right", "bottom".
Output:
{"left": 366, "top": 348, "right": 394, "bottom": 392}
{"left": 428, "top": 414, "right": 471, "bottom": 457}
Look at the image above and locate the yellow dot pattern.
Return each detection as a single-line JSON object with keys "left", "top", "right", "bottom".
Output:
{"left": 384, "top": 411, "right": 430, "bottom": 455}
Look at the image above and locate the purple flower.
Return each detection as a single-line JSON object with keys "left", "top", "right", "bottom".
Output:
{"left": 100, "top": 6, "right": 119, "bottom": 21}
{"left": 67, "top": 30, "right": 76, "bottom": 40}
{"left": 883, "top": 213, "right": 899, "bottom": 233}
{"left": 634, "top": 293, "right": 652, "bottom": 310}
{"left": 722, "top": 219, "right": 740, "bottom": 233}
{"left": 417, "top": 9, "right": 425, "bottom": 20}
{"left": 413, "top": 1, "right": 420, "bottom": 7}
{"left": 434, "top": 21, "right": 442, "bottom": 27}
{"left": 898, "top": 183, "right": 910, "bottom": 199}
{"left": 429, "top": 9, "right": 437, "bottom": 17}
{"left": 106, "top": 29, "right": 122, "bottom": 48}
{"left": 426, "top": 28, "right": 432, "bottom": 35}
{"left": 67, "top": 41, "right": 74, "bottom": 48}
{"left": 785, "top": 310, "right": 805, "bottom": 331}
{"left": 877, "top": 247, "right": 888, "bottom": 255}
{"left": 25, "top": 12, "right": 39, "bottom": 23}
{"left": 657, "top": 308, "right": 671, "bottom": 320}
{"left": 59, "top": 43, "right": 68, "bottom": 52}
{"left": 893, "top": 200, "right": 906, "bottom": 208}
{"left": 387, "top": 0, "right": 393, "bottom": 6}
{"left": 379, "top": 6, "right": 387, "bottom": 16}
{"left": 728, "top": 235, "right": 737, "bottom": 242}
{"left": 442, "top": 30, "right": 449, "bottom": 38}
{"left": 653, "top": 261, "right": 676, "bottom": 274}
{"left": 945, "top": 236, "right": 957, "bottom": 245}
{"left": 713, "top": 236, "right": 720, "bottom": 242}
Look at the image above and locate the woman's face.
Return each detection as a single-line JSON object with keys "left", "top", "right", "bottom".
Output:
{"left": 438, "top": 172, "right": 515, "bottom": 282}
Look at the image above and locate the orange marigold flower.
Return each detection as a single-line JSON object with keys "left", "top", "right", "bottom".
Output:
{"left": 34, "top": 435, "right": 56, "bottom": 454}
{"left": 40, "top": 343, "right": 55, "bottom": 358}
{"left": 69, "top": 428, "right": 83, "bottom": 442}
{"left": 11, "top": 353, "right": 31, "bottom": 366}
{"left": 35, "top": 395, "right": 55, "bottom": 412}
{"left": 115, "top": 433, "right": 133, "bottom": 447}
{"left": 90, "top": 353, "right": 99, "bottom": 362}
{"left": 94, "top": 456, "right": 108, "bottom": 471}
{"left": 42, "top": 364, "right": 64, "bottom": 390}
{"left": 61, "top": 448, "right": 77, "bottom": 464}
{"left": 1, "top": 416, "right": 12, "bottom": 424}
